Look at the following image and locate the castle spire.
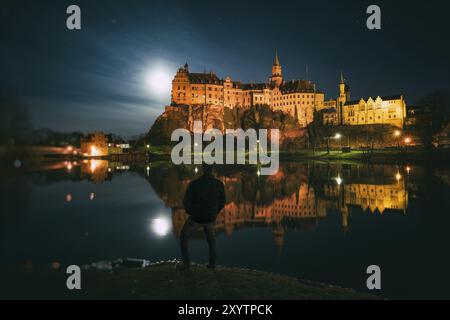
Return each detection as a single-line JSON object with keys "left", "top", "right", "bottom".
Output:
{"left": 274, "top": 49, "right": 280, "bottom": 66}
{"left": 270, "top": 49, "right": 283, "bottom": 87}
{"left": 340, "top": 71, "right": 344, "bottom": 84}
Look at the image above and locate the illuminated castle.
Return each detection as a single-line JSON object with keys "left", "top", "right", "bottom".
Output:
{"left": 171, "top": 52, "right": 407, "bottom": 129}
{"left": 171, "top": 51, "right": 325, "bottom": 127}
{"left": 321, "top": 73, "right": 407, "bottom": 128}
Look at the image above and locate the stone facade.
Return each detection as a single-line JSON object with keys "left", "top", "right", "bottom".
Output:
{"left": 171, "top": 51, "right": 324, "bottom": 128}
{"left": 324, "top": 73, "right": 407, "bottom": 128}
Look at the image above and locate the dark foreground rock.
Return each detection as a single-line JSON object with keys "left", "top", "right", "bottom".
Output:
{"left": 1, "top": 262, "right": 380, "bottom": 299}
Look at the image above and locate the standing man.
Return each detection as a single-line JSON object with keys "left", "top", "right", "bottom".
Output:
{"left": 178, "top": 163, "right": 225, "bottom": 270}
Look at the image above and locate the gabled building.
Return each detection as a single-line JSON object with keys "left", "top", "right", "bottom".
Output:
{"left": 324, "top": 73, "right": 407, "bottom": 128}
{"left": 171, "top": 51, "right": 325, "bottom": 127}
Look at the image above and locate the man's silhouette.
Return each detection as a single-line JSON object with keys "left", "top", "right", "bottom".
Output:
{"left": 178, "top": 163, "right": 225, "bottom": 270}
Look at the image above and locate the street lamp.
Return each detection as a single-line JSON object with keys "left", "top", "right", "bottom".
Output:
{"left": 394, "top": 130, "right": 401, "bottom": 151}
{"left": 334, "top": 133, "right": 342, "bottom": 152}
{"left": 404, "top": 137, "right": 411, "bottom": 153}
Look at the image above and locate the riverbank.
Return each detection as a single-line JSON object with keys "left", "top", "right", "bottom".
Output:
{"left": 1, "top": 262, "right": 379, "bottom": 299}
{"left": 280, "top": 148, "right": 450, "bottom": 165}
{"left": 3, "top": 144, "right": 449, "bottom": 166}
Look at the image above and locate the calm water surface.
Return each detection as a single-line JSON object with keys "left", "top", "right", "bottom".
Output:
{"left": 1, "top": 159, "right": 450, "bottom": 299}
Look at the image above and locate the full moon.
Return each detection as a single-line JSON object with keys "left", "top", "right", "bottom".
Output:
{"left": 144, "top": 66, "right": 172, "bottom": 99}
{"left": 151, "top": 216, "right": 172, "bottom": 237}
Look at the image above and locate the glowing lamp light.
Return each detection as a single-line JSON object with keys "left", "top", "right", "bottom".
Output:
{"left": 406, "top": 166, "right": 411, "bottom": 174}
{"left": 194, "top": 167, "right": 198, "bottom": 173}
{"left": 335, "top": 175, "right": 343, "bottom": 185}
{"left": 404, "top": 137, "right": 411, "bottom": 144}
{"left": 67, "top": 146, "right": 73, "bottom": 152}
{"left": 90, "top": 160, "right": 98, "bottom": 173}
{"left": 394, "top": 130, "right": 401, "bottom": 137}
{"left": 151, "top": 216, "right": 172, "bottom": 237}
{"left": 90, "top": 145, "right": 99, "bottom": 156}
{"left": 334, "top": 133, "right": 342, "bottom": 139}
{"left": 396, "top": 172, "right": 402, "bottom": 181}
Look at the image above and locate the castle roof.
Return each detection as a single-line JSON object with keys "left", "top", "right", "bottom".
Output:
{"left": 344, "top": 94, "right": 403, "bottom": 106}
{"left": 188, "top": 72, "right": 223, "bottom": 84}
{"left": 240, "top": 83, "right": 269, "bottom": 90}
{"left": 280, "top": 80, "right": 315, "bottom": 94}
{"left": 274, "top": 49, "right": 280, "bottom": 66}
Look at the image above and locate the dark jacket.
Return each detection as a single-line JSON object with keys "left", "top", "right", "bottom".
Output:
{"left": 183, "top": 174, "right": 225, "bottom": 224}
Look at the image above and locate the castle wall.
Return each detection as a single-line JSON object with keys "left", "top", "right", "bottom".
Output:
{"left": 342, "top": 96, "right": 406, "bottom": 128}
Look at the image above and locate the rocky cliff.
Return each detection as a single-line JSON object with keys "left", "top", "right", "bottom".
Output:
{"left": 146, "top": 104, "right": 306, "bottom": 147}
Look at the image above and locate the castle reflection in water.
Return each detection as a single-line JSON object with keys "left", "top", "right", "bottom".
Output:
{"left": 74, "top": 159, "right": 408, "bottom": 249}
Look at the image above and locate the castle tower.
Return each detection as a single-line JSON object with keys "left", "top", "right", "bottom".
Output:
{"left": 337, "top": 72, "right": 350, "bottom": 124}
{"left": 270, "top": 50, "right": 283, "bottom": 87}
{"left": 338, "top": 72, "right": 350, "bottom": 104}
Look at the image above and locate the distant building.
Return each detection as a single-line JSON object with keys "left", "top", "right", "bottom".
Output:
{"left": 433, "top": 123, "right": 450, "bottom": 148}
{"left": 405, "top": 105, "right": 432, "bottom": 126}
{"left": 80, "top": 132, "right": 108, "bottom": 156}
{"left": 107, "top": 144, "right": 130, "bottom": 154}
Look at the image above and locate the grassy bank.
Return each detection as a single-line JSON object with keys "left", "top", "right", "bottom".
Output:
{"left": 280, "top": 148, "right": 450, "bottom": 164}
{"left": 1, "top": 263, "right": 379, "bottom": 300}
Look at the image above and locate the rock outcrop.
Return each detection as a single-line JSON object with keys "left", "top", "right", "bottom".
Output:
{"left": 146, "top": 104, "right": 305, "bottom": 147}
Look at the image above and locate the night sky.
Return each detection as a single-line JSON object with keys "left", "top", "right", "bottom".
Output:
{"left": 1, "top": 0, "right": 450, "bottom": 137}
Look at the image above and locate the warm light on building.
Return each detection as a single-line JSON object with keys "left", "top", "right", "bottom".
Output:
{"left": 90, "top": 145, "right": 100, "bottom": 156}
{"left": 80, "top": 132, "right": 109, "bottom": 157}
{"left": 90, "top": 160, "right": 99, "bottom": 173}
{"left": 404, "top": 137, "right": 412, "bottom": 144}
{"left": 394, "top": 130, "right": 401, "bottom": 137}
